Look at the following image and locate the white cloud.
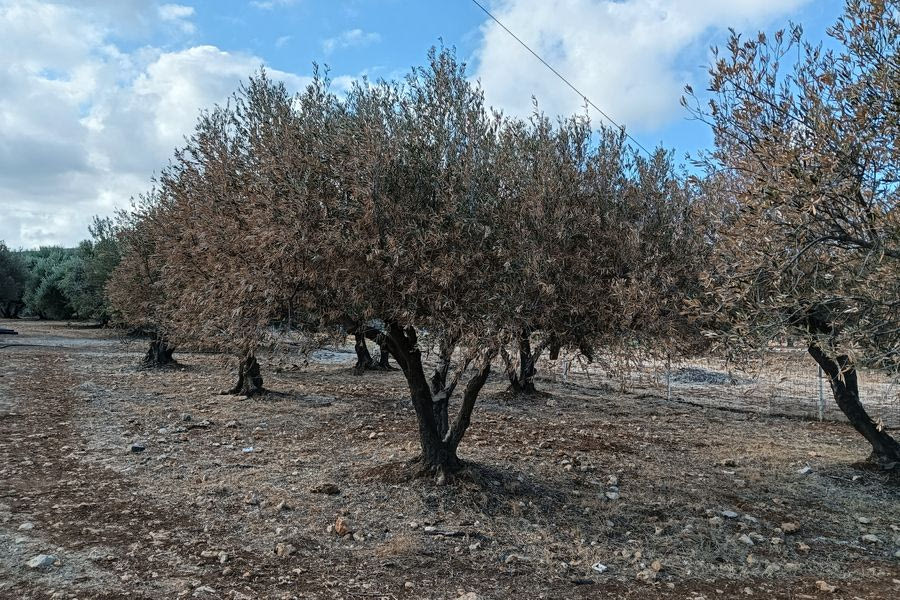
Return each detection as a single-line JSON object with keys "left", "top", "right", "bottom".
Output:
{"left": 158, "top": 3, "right": 195, "bottom": 33}
{"left": 322, "top": 28, "right": 381, "bottom": 54}
{"left": 250, "top": 0, "right": 299, "bottom": 10}
{"left": 0, "top": 0, "right": 315, "bottom": 249}
{"left": 275, "top": 35, "right": 292, "bottom": 47}
{"left": 473, "top": 0, "right": 810, "bottom": 131}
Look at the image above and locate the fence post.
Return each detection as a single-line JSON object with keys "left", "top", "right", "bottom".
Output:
{"left": 817, "top": 365, "right": 825, "bottom": 421}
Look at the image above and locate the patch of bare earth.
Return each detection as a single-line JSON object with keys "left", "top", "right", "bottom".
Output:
{"left": 0, "top": 320, "right": 898, "bottom": 599}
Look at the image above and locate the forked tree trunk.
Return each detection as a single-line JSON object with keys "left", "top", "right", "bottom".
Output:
{"left": 808, "top": 345, "right": 900, "bottom": 466}
{"left": 352, "top": 327, "right": 395, "bottom": 374}
{"left": 224, "top": 353, "right": 264, "bottom": 397}
{"left": 384, "top": 323, "right": 493, "bottom": 479}
{"left": 502, "top": 331, "right": 546, "bottom": 395}
{"left": 142, "top": 339, "right": 175, "bottom": 367}
{"left": 353, "top": 332, "right": 374, "bottom": 374}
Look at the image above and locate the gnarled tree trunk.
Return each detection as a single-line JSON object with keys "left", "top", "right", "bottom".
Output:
{"left": 384, "top": 323, "right": 494, "bottom": 479}
{"left": 352, "top": 325, "right": 395, "bottom": 374}
{"left": 501, "top": 330, "right": 547, "bottom": 395}
{"left": 224, "top": 353, "right": 264, "bottom": 397}
{"left": 808, "top": 345, "right": 900, "bottom": 467}
{"left": 142, "top": 338, "right": 176, "bottom": 367}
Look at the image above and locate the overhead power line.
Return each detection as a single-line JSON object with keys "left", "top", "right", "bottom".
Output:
{"left": 469, "top": 0, "right": 653, "bottom": 156}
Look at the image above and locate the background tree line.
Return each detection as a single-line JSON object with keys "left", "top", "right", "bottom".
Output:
{"left": 0, "top": 217, "right": 120, "bottom": 322}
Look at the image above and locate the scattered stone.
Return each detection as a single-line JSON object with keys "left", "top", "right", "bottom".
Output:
{"left": 796, "top": 542, "right": 810, "bottom": 553}
{"left": 18, "top": 522, "right": 33, "bottom": 531}
{"left": 650, "top": 560, "right": 662, "bottom": 572}
{"left": 27, "top": 554, "right": 56, "bottom": 569}
{"left": 607, "top": 475, "right": 619, "bottom": 486}
{"left": 742, "top": 515, "right": 758, "bottom": 524}
{"left": 856, "top": 516, "right": 872, "bottom": 524}
{"left": 352, "top": 532, "right": 364, "bottom": 542}
{"left": 737, "top": 534, "right": 755, "bottom": 546}
{"left": 311, "top": 483, "right": 341, "bottom": 495}
{"left": 504, "top": 554, "right": 529, "bottom": 564}
{"left": 334, "top": 517, "right": 352, "bottom": 537}
{"left": 815, "top": 580, "right": 837, "bottom": 593}
{"left": 243, "top": 493, "right": 261, "bottom": 506}
{"left": 181, "top": 413, "right": 192, "bottom": 422}
{"left": 605, "top": 491, "right": 620, "bottom": 501}
{"left": 722, "top": 510, "right": 739, "bottom": 519}
{"left": 218, "top": 552, "right": 228, "bottom": 564}
{"left": 708, "top": 516, "right": 724, "bottom": 527}
{"left": 784, "top": 563, "right": 801, "bottom": 572}
{"left": 275, "top": 500, "right": 291, "bottom": 512}
{"left": 241, "top": 447, "right": 254, "bottom": 454}
{"left": 457, "top": 594, "right": 481, "bottom": 600}
{"left": 762, "top": 563, "right": 780, "bottom": 577}
{"left": 591, "top": 562, "right": 608, "bottom": 574}
{"left": 225, "top": 420, "right": 238, "bottom": 429}
{"left": 274, "top": 543, "right": 296, "bottom": 557}
{"left": 860, "top": 534, "right": 881, "bottom": 544}
{"left": 780, "top": 522, "right": 800, "bottom": 534}
{"left": 797, "top": 465, "right": 813, "bottom": 475}
{"left": 636, "top": 568, "right": 657, "bottom": 582}
{"left": 404, "top": 582, "right": 414, "bottom": 589}
{"left": 129, "top": 442, "right": 145, "bottom": 453}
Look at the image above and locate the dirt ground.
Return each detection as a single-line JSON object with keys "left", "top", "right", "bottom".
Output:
{"left": 1, "top": 320, "right": 898, "bottom": 600}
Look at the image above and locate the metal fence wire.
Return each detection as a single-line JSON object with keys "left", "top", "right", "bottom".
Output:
{"left": 544, "top": 348, "right": 900, "bottom": 430}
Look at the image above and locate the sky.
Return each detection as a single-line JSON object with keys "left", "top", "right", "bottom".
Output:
{"left": 0, "top": 0, "right": 844, "bottom": 249}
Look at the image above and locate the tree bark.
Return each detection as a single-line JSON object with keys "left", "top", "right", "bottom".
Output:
{"left": 224, "top": 353, "right": 265, "bottom": 397}
{"left": 352, "top": 326, "right": 394, "bottom": 374}
{"left": 353, "top": 332, "right": 374, "bottom": 374}
{"left": 502, "top": 330, "right": 545, "bottom": 395}
{"left": 383, "top": 323, "right": 494, "bottom": 479}
{"left": 808, "top": 345, "right": 900, "bottom": 466}
{"left": 142, "top": 338, "right": 176, "bottom": 367}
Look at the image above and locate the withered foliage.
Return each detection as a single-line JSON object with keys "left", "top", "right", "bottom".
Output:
{"left": 109, "top": 48, "right": 705, "bottom": 476}
{"left": 685, "top": 0, "right": 900, "bottom": 464}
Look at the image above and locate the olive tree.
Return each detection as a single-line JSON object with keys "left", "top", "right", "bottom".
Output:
{"left": 685, "top": 0, "right": 900, "bottom": 465}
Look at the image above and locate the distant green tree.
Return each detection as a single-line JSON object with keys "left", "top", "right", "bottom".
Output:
{"left": 62, "top": 217, "right": 121, "bottom": 323}
{"left": 0, "top": 242, "right": 28, "bottom": 318}
{"left": 21, "top": 247, "right": 78, "bottom": 320}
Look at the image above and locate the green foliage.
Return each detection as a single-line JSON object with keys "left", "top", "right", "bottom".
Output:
{"left": 13, "top": 217, "right": 121, "bottom": 321}
{"left": 0, "top": 242, "right": 29, "bottom": 318}
{"left": 21, "top": 247, "right": 78, "bottom": 320}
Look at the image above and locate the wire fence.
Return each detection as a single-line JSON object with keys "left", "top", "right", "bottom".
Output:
{"left": 543, "top": 348, "right": 900, "bottom": 429}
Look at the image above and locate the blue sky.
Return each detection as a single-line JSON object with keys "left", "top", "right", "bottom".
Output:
{"left": 0, "top": 0, "right": 844, "bottom": 248}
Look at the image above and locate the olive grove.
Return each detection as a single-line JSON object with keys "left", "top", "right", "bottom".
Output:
{"left": 108, "top": 49, "right": 707, "bottom": 478}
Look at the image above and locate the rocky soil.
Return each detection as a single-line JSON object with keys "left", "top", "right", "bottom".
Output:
{"left": 0, "top": 320, "right": 898, "bottom": 599}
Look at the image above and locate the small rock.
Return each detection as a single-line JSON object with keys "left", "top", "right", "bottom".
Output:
{"left": 352, "top": 532, "right": 364, "bottom": 542}
{"left": 797, "top": 465, "right": 812, "bottom": 475}
{"left": 708, "top": 516, "right": 724, "bottom": 526}
{"left": 591, "top": 562, "right": 608, "bottom": 573}
{"left": 311, "top": 483, "right": 340, "bottom": 495}
{"left": 243, "top": 493, "right": 260, "bottom": 506}
{"left": 241, "top": 447, "right": 254, "bottom": 453}
{"left": 27, "top": 554, "right": 56, "bottom": 569}
{"left": 737, "top": 534, "right": 754, "bottom": 546}
{"left": 650, "top": 560, "right": 662, "bottom": 572}
{"left": 404, "top": 582, "right": 414, "bottom": 589}
{"left": 605, "top": 491, "right": 620, "bottom": 501}
{"left": 504, "top": 554, "right": 529, "bottom": 564}
{"left": 860, "top": 534, "right": 881, "bottom": 544}
{"left": 796, "top": 542, "right": 810, "bottom": 553}
{"left": 218, "top": 552, "right": 228, "bottom": 564}
{"left": 18, "top": 522, "right": 34, "bottom": 531}
{"left": 780, "top": 522, "right": 800, "bottom": 534}
{"left": 181, "top": 413, "right": 192, "bottom": 422}
{"left": 275, "top": 500, "right": 291, "bottom": 512}
{"left": 784, "top": 562, "right": 801, "bottom": 572}
{"left": 129, "top": 442, "right": 145, "bottom": 453}
{"left": 225, "top": 420, "right": 238, "bottom": 429}
{"left": 334, "top": 517, "right": 352, "bottom": 537}
{"left": 274, "top": 543, "right": 296, "bottom": 557}
{"left": 722, "top": 510, "right": 739, "bottom": 519}
{"left": 457, "top": 594, "right": 481, "bottom": 600}
{"left": 815, "top": 580, "right": 837, "bottom": 593}
{"left": 856, "top": 516, "right": 872, "bottom": 524}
